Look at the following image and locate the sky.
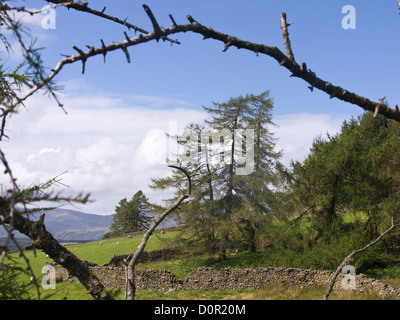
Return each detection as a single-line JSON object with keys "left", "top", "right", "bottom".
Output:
{"left": 1, "top": 1, "right": 399, "bottom": 215}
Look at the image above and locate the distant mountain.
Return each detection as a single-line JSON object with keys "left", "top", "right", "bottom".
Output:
{"left": 42, "top": 208, "right": 114, "bottom": 240}
{"left": 0, "top": 208, "right": 114, "bottom": 241}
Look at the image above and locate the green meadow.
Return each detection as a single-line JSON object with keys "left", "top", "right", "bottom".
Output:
{"left": 5, "top": 229, "right": 400, "bottom": 300}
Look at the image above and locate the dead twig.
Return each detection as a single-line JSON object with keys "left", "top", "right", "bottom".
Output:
{"left": 124, "top": 165, "right": 191, "bottom": 300}
{"left": 324, "top": 217, "right": 400, "bottom": 300}
{"left": 46, "top": 0, "right": 180, "bottom": 45}
{"left": 11, "top": 8, "right": 400, "bottom": 123}
{"left": 280, "top": 13, "right": 295, "bottom": 62}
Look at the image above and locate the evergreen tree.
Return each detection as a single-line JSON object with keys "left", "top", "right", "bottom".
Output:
{"left": 151, "top": 91, "right": 281, "bottom": 259}
{"left": 279, "top": 112, "right": 400, "bottom": 247}
{"left": 104, "top": 190, "right": 152, "bottom": 238}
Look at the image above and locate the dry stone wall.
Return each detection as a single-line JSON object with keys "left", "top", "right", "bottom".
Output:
{"left": 52, "top": 263, "right": 400, "bottom": 299}
{"left": 104, "top": 248, "right": 183, "bottom": 267}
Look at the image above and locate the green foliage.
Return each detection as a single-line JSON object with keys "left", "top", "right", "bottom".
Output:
{"left": 280, "top": 113, "right": 400, "bottom": 229}
{"left": 0, "top": 255, "right": 33, "bottom": 300}
{"left": 151, "top": 91, "right": 280, "bottom": 259}
{"left": 104, "top": 190, "right": 153, "bottom": 238}
{"left": 261, "top": 220, "right": 388, "bottom": 271}
{"left": 0, "top": 62, "right": 32, "bottom": 108}
{"left": 272, "top": 112, "right": 400, "bottom": 270}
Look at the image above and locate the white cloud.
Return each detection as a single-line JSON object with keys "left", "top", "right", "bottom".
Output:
{"left": 0, "top": 80, "right": 351, "bottom": 215}
{"left": 128, "top": 95, "right": 193, "bottom": 109}
{"left": 1, "top": 83, "right": 207, "bottom": 215}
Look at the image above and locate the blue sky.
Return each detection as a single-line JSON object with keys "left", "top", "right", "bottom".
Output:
{"left": 36, "top": 0, "right": 399, "bottom": 115}
{"left": 2, "top": 1, "right": 399, "bottom": 215}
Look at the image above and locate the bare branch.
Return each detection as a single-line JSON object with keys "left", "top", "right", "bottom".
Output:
{"left": 9, "top": 30, "right": 157, "bottom": 110}
{"left": 324, "top": 217, "right": 400, "bottom": 300}
{"left": 142, "top": 4, "right": 163, "bottom": 41}
{"left": 72, "top": 46, "right": 87, "bottom": 74}
{"left": 0, "top": 149, "right": 108, "bottom": 299}
{"left": 180, "top": 15, "right": 400, "bottom": 120}
{"left": 0, "top": 148, "right": 18, "bottom": 272}
{"left": 124, "top": 165, "right": 191, "bottom": 300}
{"left": 0, "top": 2, "right": 74, "bottom": 15}
{"left": 2, "top": 1, "right": 400, "bottom": 301}
{"left": 46, "top": 0, "right": 180, "bottom": 45}
{"left": 169, "top": 13, "right": 177, "bottom": 27}
{"left": 0, "top": 148, "right": 44, "bottom": 298}
{"left": 374, "top": 96, "right": 386, "bottom": 118}
{"left": 280, "top": 12, "right": 295, "bottom": 62}
{"left": 9, "top": 7, "right": 400, "bottom": 122}
{"left": 167, "top": 165, "right": 192, "bottom": 194}
{"left": 121, "top": 46, "right": 131, "bottom": 63}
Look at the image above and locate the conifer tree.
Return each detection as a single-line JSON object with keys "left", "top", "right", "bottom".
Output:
{"left": 150, "top": 91, "right": 280, "bottom": 258}
{"left": 279, "top": 112, "right": 400, "bottom": 246}
{"left": 104, "top": 190, "right": 152, "bottom": 238}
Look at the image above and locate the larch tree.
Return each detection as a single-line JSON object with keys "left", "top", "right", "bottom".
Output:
{"left": 104, "top": 190, "right": 153, "bottom": 239}
{"left": 151, "top": 92, "right": 281, "bottom": 259}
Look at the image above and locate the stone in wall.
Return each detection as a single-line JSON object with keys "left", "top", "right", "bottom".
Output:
{"left": 105, "top": 248, "right": 183, "bottom": 267}
{"left": 88, "top": 266, "right": 183, "bottom": 290}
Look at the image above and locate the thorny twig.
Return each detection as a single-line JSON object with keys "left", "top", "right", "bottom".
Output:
{"left": 46, "top": 0, "right": 180, "bottom": 45}
{"left": 8, "top": 4, "right": 400, "bottom": 127}
{"left": 0, "top": 2, "right": 74, "bottom": 15}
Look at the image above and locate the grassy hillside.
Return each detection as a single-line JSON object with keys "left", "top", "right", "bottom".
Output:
{"left": 5, "top": 231, "right": 175, "bottom": 299}
{"left": 6, "top": 229, "right": 400, "bottom": 300}
{"left": 65, "top": 231, "right": 177, "bottom": 265}
{"left": 11, "top": 231, "right": 176, "bottom": 274}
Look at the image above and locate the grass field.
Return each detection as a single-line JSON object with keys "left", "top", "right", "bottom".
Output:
{"left": 6, "top": 232, "right": 176, "bottom": 300}
{"left": 11, "top": 231, "right": 175, "bottom": 271}
{"left": 6, "top": 230, "right": 400, "bottom": 300}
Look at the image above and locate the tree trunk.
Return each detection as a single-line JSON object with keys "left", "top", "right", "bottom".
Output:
{"left": 218, "top": 230, "right": 229, "bottom": 261}
{"left": 248, "top": 228, "right": 257, "bottom": 252}
{"left": 125, "top": 166, "right": 191, "bottom": 300}
{"left": 326, "top": 175, "right": 340, "bottom": 224}
{"left": 12, "top": 212, "right": 113, "bottom": 300}
{"left": 125, "top": 255, "right": 138, "bottom": 300}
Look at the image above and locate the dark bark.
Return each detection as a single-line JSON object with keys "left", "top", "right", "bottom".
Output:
{"left": 10, "top": 211, "right": 113, "bottom": 300}
{"left": 326, "top": 175, "right": 340, "bottom": 224}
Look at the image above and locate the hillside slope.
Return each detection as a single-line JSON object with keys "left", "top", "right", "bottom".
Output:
{"left": 0, "top": 208, "right": 114, "bottom": 241}
{"left": 43, "top": 208, "right": 114, "bottom": 240}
